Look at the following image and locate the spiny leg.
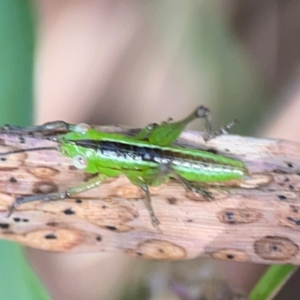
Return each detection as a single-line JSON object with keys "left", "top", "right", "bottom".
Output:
{"left": 135, "top": 105, "right": 239, "bottom": 143}
{"left": 134, "top": 118, "right": 174, "bottom": 141}
{"left": 140, "top": 185, "right": 161, "bottom": 231}
{"left": 126, "top": 172, "right": 161, "bottom": 231}
{"left": 187, "top": 106, "right": 239, "bottom": 142}
{"left": 7, "top": 173, "right": 107, "bottom": 217}
{"left": 147, "top": 106, "right": 213, "bottom": 146}
{"left": 204, "top": 119, "right": 239, "bottom": 142}
{"left": 158, "top": 162, "right": 214, "bottom": 201}
{"left": 172, "top": 173, "right": 214, "bottom": 200}
{"left": 134, "top": 123, "right": 158, "bottom": 141}
{"left": 1, "top": 121, "right": 73, "bottom": 135}
{"left": 0, "top": 121, "right": 92, "bottom": 142}
{"left": 196, "top": 105, "right": 212, "bottom": 134}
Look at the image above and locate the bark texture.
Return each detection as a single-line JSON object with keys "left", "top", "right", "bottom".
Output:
{"left": 0, "top": 126, "right": 299, "bottom": 264}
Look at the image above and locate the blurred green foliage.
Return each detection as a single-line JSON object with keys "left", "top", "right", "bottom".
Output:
{"left": 0, "top": 1, "right": 49, "bottom": 299}
{"left": 0, "top": 0, "right": 33, "bottom": 125}
{"left": 149, "top": 1, "right": 268, "bottom": 135}
{"left": 0, "top": 1, "right": 287, "bottom": 299}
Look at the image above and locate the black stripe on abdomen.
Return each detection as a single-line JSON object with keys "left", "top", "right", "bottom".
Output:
{"left": 71, "top": 139, "right": 222, "bottom": 166}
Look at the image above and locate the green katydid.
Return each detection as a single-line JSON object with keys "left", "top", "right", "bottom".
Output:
{"left": 1, "top": 106, "right": 248, "bottom": 230}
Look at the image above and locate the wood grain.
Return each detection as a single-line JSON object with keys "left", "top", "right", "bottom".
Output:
{"left": 0, "top": 126, "right": 300, "bottom": 264}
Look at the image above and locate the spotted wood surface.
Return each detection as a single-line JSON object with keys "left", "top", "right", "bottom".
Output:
{"left": 0, "top": 126, "right": 299, "bottom": 264}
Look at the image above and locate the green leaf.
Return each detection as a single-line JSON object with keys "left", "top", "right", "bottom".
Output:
{"left": 0, "top": 0, "right": 34, "bottom": 125}
{"left": 0, "top": 242, "right": 50, "bottom": 300}
{"left": 249, "top": 265, "right": 297, "bottom": 300}
{"left": 0, "top": 1, "right": 50, "bottom": 299}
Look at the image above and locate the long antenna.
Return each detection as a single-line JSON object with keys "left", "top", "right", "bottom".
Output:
{"left": 0, "top": 147, "right": 58, "bottom": 156}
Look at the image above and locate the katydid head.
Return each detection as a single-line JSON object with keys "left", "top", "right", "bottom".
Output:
{"left": 59, "top": 136, "right": 99, "bottom": 174}
{"left": 0, "top": 124, "right": 97, "bottom": 172}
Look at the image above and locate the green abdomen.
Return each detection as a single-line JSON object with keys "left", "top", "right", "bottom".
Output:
{"left": 71, "top": 139, "right": 247, "bottom": 182}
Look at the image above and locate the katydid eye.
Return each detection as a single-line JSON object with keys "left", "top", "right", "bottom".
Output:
{"left": 72, "top": 155, "right": 87, "bottom": 169}
{"left": 74, "top": 123, "right": 90, "bottom": 133}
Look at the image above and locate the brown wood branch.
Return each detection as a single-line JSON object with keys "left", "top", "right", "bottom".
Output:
{"left": 0, "top": 126, "right": 300, "bottom": 264}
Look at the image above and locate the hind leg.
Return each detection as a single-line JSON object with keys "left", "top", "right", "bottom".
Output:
{"left": 156, "top": 162, "right": 214, "bottom": 200}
